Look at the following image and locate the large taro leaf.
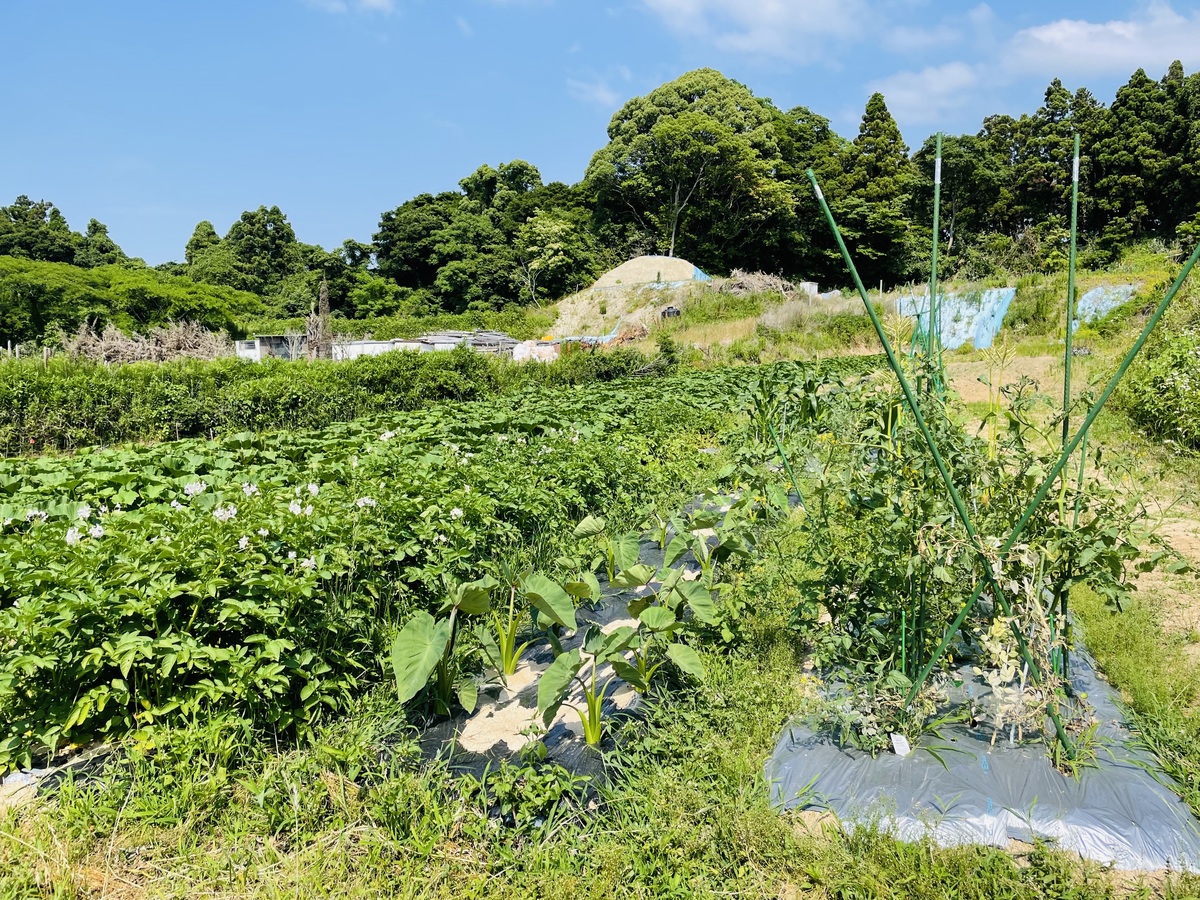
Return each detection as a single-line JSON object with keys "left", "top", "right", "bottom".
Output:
{"left": 585, "top": 624, "right": 636, "bottom": 659}
{"left": 666, "top": 642, "right": 706, "bottom": 680}
{"left": 564, "top": 571, "right": 602, "bottom": 602}
{"left": 454, "top": 574, "right": 498, "bottom": 616}
{"left": 612, "top": 534, "right": 641, "bottom": 573}
{"left": 673, "top": 579, "right": 716, "bottom": 624}
{"left": 638, "top": 606, "right": 677, "bottom": 633}
{"left": 390, "top": 612, "right": 452, "bottom": 706}
{"left": 537, "top": 649, "right": 582, "bottom": 726}
{"left": 522, "top": 573, "right": 578, "bottom": 631}
{"left": 573, "top": 515, "right": 607, "bottom": 538}
{"left": 664, "top": 533, "right": 692, "bottom": 567}
{"left": 612, "top": 563, "right": 656, "bottom": 588}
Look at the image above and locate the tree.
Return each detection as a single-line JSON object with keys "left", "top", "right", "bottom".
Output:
{"left": 0, "top": 196, "right": 81, "bottom": 264}
{"left": 734, "top": 103, "right": 846, "bottom": 281}
{"left": 185, "top": 221, "right": 220, "bottom": 266}
{"left": 828, "top": 93, "right": 918, "bottom": 287}
{"left": 514, "top": 210, "right": 599, "bottom": 304}
{"left": 585, "top": 68, "right": 790, "bottom": 270}
{"left": 374, "top": 193, "right": 461, "bottom": 289}
{"left": 186, "top": 241, "right": 244, "bottom": 291}
{"left": 428, "top": 207, "right": 514, "bottom": 312}
{"left": 1092, "top": 69, "right": 1171, "bottom": 259}
{"left": 224, "top": 205, "right": 302, "bottom": 293}
{"left": 75, "top": 219, "right": 127, "bottom": 268}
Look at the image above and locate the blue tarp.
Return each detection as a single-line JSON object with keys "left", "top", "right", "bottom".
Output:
{"left": 1074, "top": 284, "right": 1138, "bottom": 332}
{"left": 898, "top": 289, "right": 1017, "bottom": 350}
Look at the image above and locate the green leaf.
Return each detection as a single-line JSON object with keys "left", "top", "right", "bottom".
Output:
{"left": 613, "top": 563, "right": 656, "bottom": 588}
{"left": 537, "top": 649, "right": 582, "bottom": 726}
{"left": 666, "top": 642, "right": 706, "bottom": 680}
{"left": 611, "top": 659, "right": 646, "bottom": 690}
{"left": 457, "top": 679, "right": 478, "bottom": 714}
{"left": 474, "top": 621, "right": 503, "bottom": 672}
{"left": 522, "top": 573, "right": 578, "bottom": 631}
{"left": 454, "top": 574, "right": 497, "bottom": 616}
{"left": 612, "top": 534, "right": 641, "bottom": 572}
{"left": 638, "top": 606, "right": 677, "bottom": 632}
{"left": 674, "top": 580, "right": 716, "bottom": 624}
{"left": 884, "top": 669, "right": 912, "bottom": 692}
{"left": 389, "top": 612, "right": 452, "bottom": 706}
{"left": 564, "top": 572, "right": 601, "bottom": 601}
{"left": 592, "top": 625, "right": 636, "bottom": 659}
{"left": 573, "top": 515, "right": 607, "bottom": 538}
{"left": 664, "top": 534, "right": 692, "bottom": 567}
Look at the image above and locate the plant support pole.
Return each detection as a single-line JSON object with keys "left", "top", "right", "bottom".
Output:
{"left": 805, "top": 169, "right": 1076, "bottom": 753}
{"left": 1058, "top": 133, "right": 1081, "bottom": 677}
{"left": 929, "top": 133, "right": 944, "bottom": 391}
{"left": 1063, "top": 134, "right": 1080, "bottom": 450}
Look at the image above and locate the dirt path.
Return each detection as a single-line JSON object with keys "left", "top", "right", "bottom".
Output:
{"left": 946, "top": 355, "right": 1061, "bottom": 406}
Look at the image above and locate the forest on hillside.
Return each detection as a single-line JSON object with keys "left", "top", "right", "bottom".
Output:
{"left": 3, "top": 63, "right": 1199, "bottom": 346}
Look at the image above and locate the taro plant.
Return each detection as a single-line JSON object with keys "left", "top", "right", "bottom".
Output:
{"left": 536, "top": 625, "right": 637, "bottom": 746}
{"left": 483, "top": 568, "right": 581, "bottom": 679}
{"left": 573, "top": 515, "right": 640, "bottom": 583}
{"left": 623, "top": 604, "right": 706, "bottom": 690}
{"left": 390, "top": 574, "right": 498, "bottom": 716}
{"left": 609, "top": 562, "right": 711, "bottom": 689}
{"left": 664, "top": 505, "right": 756, "bottom": 588}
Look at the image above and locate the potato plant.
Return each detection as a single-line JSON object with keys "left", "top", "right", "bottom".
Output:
{"left": 0, "top": 373, "right": 750, "bottom": 772}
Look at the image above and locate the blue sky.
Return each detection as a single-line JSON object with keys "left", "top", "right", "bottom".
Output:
{"left": 5, "top": 0, "right": 1200, "bottom": 264}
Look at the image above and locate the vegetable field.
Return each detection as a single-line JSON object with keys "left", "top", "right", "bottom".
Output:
{"left": 3, "top": 344, "right": 1200, "bottom": 897}
{"left": 0, "top": 357, "right": 880, "bottom": 773}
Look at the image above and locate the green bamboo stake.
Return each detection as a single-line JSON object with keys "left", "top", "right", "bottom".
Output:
{"left": 1063, "top": 134, "right": 1081, "bottom": 449}
{"left": 767, "top": 419, "right": 808, "bottom": 512}
{"left": 805, "top": 169, "right": 1076, "bottom": 753}
{"left": 905, "top": 239, "right": 1200, "bottom": 707}
{"left": 1058, "top": 134, "right": 1081, "bottom": 678}
{"left": 929, "top": 133, "right": 944, "bottom": 392}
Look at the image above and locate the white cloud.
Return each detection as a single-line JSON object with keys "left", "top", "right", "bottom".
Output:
{"left": 566, "top": 77, "right": 621, "bottom": 107}
{"left": 640, "top": 0, "right": 870, "bottom": 60}
{"left": 456, "top": 15, "right": 474, "bottom": 36}
{"left": 1007, "top": 2, "right": 1200, "bottom": 76}
{"left": 867, "top": 61, "right": 980, "bottom": 126}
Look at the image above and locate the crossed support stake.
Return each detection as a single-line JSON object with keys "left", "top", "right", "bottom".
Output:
{"left": 805, "top": 167, "right": 1200, "bottom": 758}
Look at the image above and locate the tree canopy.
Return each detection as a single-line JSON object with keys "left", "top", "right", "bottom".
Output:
{"left": 8, "top": 60, "right": 1200, "bottom": 344}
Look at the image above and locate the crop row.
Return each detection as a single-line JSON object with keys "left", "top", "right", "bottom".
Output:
{"left": 0, "top": 356, "right": 885, "bottom": 772}
{"left": 0, "top": 345, "right": 659, "bottom": 455}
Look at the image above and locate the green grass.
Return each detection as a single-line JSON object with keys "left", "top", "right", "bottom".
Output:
{"left": 1073, "top": 585, "right": 1200, "bottom": 816}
